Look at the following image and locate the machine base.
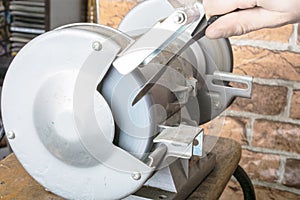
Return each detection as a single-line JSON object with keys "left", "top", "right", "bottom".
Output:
{"left": 126, "top": 153, "right": 216, "bottom": 200}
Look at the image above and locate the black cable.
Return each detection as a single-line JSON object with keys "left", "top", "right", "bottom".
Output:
{"left": 0, "top": 126, "right": 4, "bottom": 142}
{"left": 233, "top": 165, "right": 256, "bottom": 200}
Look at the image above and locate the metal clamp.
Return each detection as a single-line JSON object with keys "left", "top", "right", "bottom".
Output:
{"left": 205, "top": 71, "right": 253, "bottom": 110}
{"left": 153, "top": 124, "right": 203, "bottom": 160}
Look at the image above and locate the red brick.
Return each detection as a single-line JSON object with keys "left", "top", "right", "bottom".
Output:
{"left": 229, "top": 83, "right": 288, "bottom": 115}
{"left": 290, "top": 90, "right": 300, "bottom": 120}
{"left": 231, "top": 25, "right": 293, "bottom": 43}
{"left": 232, "top": 46, "right": 300, "bottom": 81}
{"left": 202, "top": 116, "right": 249, "bottom": 145}
{"left": 253, "top": 120, "right": 300, "bottom": 154}
{"left": 283, "top": 158, "right": 300, "bottom": 189}
{"left": 100, "top": 0, "right": 137, "bottom": 28}
{"left": 220, "top": 180, "right": 300, "bottom": 200}
{"left": 239, "top": 150, "right": 280, "bottom": 182}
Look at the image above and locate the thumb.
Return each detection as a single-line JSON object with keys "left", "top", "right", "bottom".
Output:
{"left": 205, "top": 7, "right": 288, "bottom": 39}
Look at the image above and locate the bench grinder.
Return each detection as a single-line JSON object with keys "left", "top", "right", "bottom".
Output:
{"left": 1, "top": 0, "right": 252, "bottom": 199}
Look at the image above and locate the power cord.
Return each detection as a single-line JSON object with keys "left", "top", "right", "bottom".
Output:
{"left": 233, "top": 165, "right": 256, "bottom": 200}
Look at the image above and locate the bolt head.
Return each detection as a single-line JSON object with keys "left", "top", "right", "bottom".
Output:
{"left": 193, "top": 139, "right": 199, "bottom": 146}
{"left": 214, "top": 101, "right": 221, "bottom": 109}
{"left": 7, "top": 131, "right": 15, "bottom": 139}
{"left": 131, "top": 172, "right": 141, "bottom": 180}
{"left": 92, "top": 41, "right": 102, "bottom": 51}
{"left": 173, "top": 12, "right": 186, "bottom": 24}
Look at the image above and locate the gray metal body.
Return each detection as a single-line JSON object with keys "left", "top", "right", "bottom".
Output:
{"left": 130, "top": 153, "right": 216, "bottom": 200}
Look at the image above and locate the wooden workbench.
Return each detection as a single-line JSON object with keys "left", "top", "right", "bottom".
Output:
{"left": 0, "top": 136, "right": 241, "bottom": 199}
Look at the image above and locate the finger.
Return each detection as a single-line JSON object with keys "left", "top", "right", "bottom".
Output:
{"left": 203, "top": 0, "right": 258, "bottom": 18}
{"left": 205, "top": 7, "right": 289, "bottom": 39}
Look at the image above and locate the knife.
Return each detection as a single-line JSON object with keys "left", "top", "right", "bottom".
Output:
{"left": 132, "top": 14, "right": 222, "bottom": 106}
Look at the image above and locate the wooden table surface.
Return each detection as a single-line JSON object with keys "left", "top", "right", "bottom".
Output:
{"left": 0, "top": 136, "right": 241, "bottom": 200}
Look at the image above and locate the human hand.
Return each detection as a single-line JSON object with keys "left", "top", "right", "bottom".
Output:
{"left": 202, "top": 0, "right": 300, "bottom": 39}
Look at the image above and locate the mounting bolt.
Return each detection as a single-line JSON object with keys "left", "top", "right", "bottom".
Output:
{"left": 92, "top": 41, "right": 102, "bottom": 51}
{"left": 131, "top": 172, "right": 141, "bottom": 180}
{"left": 7, "top": 131, "right": 15, "bottom": 139}
{"left": 214, "top": 101, "right": 221, "bottom": 109}
{"left": 173, "top": 11, "right": 186, "bottom": 24}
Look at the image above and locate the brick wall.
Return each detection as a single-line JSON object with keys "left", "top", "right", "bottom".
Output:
{"left": 99, "top": 1, "right": 300, "bottom": 199}
{"left": 219, "top": 24, "right": 300, "bottom": 199}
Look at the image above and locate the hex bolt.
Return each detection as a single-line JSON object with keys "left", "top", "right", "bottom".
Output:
{"left": 193, "top": 139, "right": 199, "bottom": 146}
{"left": 131, "top": 172, "right": 141, "bottom": 180}
{"left": 214, "top": 101, "right": 221, "bottom": 109}
{"left": 7, "top": 131, "right": 15, "bottom": 139}
{"left": 92, "top": 41, "right": 102, "bottom": 51}
{"left": 173, "top": 11, "right": 186, "bottom": 24}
